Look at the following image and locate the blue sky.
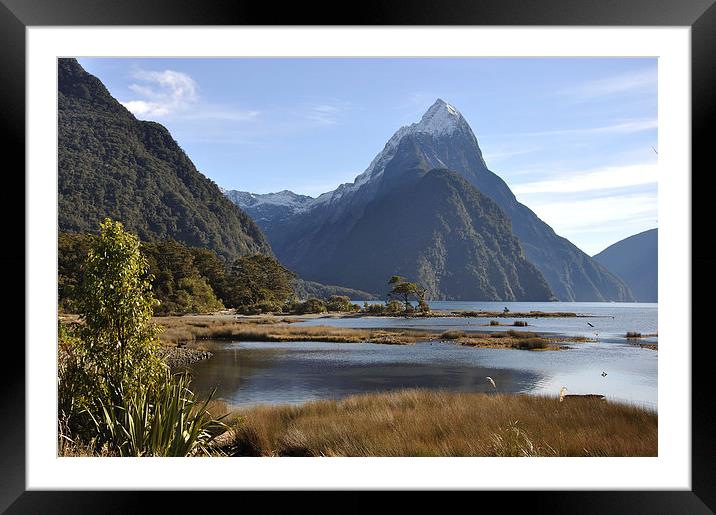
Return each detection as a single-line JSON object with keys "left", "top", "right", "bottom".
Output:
{"left": 78, "top": 57, "right": 657, "bottom": 255}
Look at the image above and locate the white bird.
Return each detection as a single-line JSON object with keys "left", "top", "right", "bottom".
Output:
{"left": 601, "top": 371, "right": 607, "bottom": 377}
{"left": 559, "top": 386, "right": 568, "bottom": 402}
{"left": 486, "top": 376, "right": 496, "bottom": 390}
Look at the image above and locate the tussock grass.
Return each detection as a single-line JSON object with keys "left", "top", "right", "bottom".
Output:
{"left": 626, "top": 331, "right": 658, "bottom": 339}
{"left": 218, "top": 389, "right": 657, "bottom": 457}
{"left": 156, "top": 316, "right": 431, "bottom": 346}
{"left": 491, "top": 329, "right": 541, "bottom": 339}
{"left": 512, "top": 338, "right": 549, "bottom": 350}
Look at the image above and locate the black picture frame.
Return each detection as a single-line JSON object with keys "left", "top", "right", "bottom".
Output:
{"left": 3, "top": 0, "right": 712, "bottom": 512}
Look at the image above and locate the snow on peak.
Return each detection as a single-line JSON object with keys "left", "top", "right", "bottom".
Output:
{"left": 414, "top": 98, "right": 463, "bottom": 136}
{"left": 312, "top": 99, "right": 467, "bottom": 207}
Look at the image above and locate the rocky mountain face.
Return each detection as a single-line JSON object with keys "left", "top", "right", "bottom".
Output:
{"left": 58, "top": 58, "right": 272, "bottom": 261}
{"left": 232, "top": 99, "right": 634, "bottom": 301}
{"left": 222, "top": 189, "right": 314, "bottom": 237}
{"left": 319, "top": 164, "right": 555, "bottom": 300}
{"left": 593, "top": 228, "right": 657, "bottom": 302}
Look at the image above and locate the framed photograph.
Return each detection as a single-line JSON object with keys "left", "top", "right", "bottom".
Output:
{"left": 5, "top": 0, "right": 712, "bottom": 511}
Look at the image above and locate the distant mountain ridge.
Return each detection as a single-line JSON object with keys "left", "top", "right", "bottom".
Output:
{"left": 593, "top": 228, "right": 657, "bottom": 302}
{"left": 58, "top": 58, "right": 272, "bottom": 261}
{"left": 222, "top": 189, "right": 315, "bottom": 237}
{"left": 227, "top": 99, "right": 634, "bottom": 301}
{"left": 292, "top": 278, "right": 377, "bottom": 301}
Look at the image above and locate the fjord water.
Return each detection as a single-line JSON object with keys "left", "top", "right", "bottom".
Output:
{"left": 187, "top": 302, "right": 658, "bottom": 410}
{"left": 309, "top": 301, "right": 659, "bottom": 339}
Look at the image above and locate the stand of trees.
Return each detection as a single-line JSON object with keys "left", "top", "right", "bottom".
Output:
{"left": 59, "top": 231, "right": 361, "bottom": 315}
{"left": 59, "top": 231, "right": 430, "bottom": 317}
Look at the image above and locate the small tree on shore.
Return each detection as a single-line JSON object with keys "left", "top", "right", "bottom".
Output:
{"left": 59, "top": 219, "right": 225, "bottom": 456}
{"left": 76, "top": 218, "right": 167, "bottom": 405}
{"left": 388, "top": 275, "right": 419, "bottom": 312}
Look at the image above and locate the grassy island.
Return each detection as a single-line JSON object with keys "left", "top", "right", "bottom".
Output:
{"left": 149, "top": 314, "right": 593, "bottom": 350}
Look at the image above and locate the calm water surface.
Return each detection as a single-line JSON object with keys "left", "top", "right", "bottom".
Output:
{"left": 187, "top": 302, "right": 657, "bottom": 411}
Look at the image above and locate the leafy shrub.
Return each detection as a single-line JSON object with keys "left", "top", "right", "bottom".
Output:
{"left": 326, "top": 295, "right": 358, "bottom": 312}
{"left": 513, "top": 321, "right": 528, "bottom": 327}
{"left": 489, "top": 320, "right": 500, "bottom": 326}
{"left": 256, "top": 299, "right": 284, "bottom": 314}
{"left": 294, "top": 298, "right": 328, "bottom": 314}
{"left": 626, "top": 331, "right": 642, "bottom": 338}
{"left": 364, "top": 303, "right": 386, "bottom": 314}
{"left": 235, "top": 299, "right": 286, "bottom": 315}
{"left": 385, "top": 300, "right": 404, "bottom": 315}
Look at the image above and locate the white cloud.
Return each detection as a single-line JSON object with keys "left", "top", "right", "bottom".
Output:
{"left": 562, "top": 67, "right": 657, "bottom": 101}
{"left": 528, "top": 194, "right": 656, "bottom": 228}
{"left": 120, "top": 68, "right": 259, "bottom": 122}
{"left": 510, "top": 160, "right": 659, "bottom": 253}
{"left": 121, "top": 100, "right": 169, "bottom": 117}
{"left": 121, "top": 69, "right": 198, "bottom": 117}
{"left": 501, "top": 119, "right": 657, "bottom": 139}
{"left": 525, "top": 193, "right": 658, "bottom": 255}
{"left": 298, "top": 101, "right": 351, "bottom": 126}
{"left": 513, "top": 162, "right": 657, "bottom": 195}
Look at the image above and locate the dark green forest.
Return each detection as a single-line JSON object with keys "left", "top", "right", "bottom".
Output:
{"left": 58, "top": 58, "right": 271, "bottom": 262}
{"left": 60, "top": 232, "right": 281, "bottom": 315}
{"left": 59, "top": 230, "right": 375, "bottom": 315}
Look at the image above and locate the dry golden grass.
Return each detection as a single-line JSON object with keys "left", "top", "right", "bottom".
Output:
{"left": 155, "top": 316, "right": 432, "bottom": 346}
{"left": 60, "top": 314, "right": 592, "bottom": 351}
{"left": 219, "top": 389, "right": 656, "bottom": 457}
{"left": 439, "top": 329, "right": 591, "bottom": 350}
{"left": 154, "top": 315, "right": 590, "bottom": 350}
{"left": 58, "top": 438, "right": 117, "bottom": 457}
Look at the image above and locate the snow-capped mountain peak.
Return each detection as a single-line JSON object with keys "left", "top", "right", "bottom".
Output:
{"left": 413, "top": 98, "right": 463, "bottom": 136}
{"left": 312, "top": 99, "right": 467, "bottom": 207}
